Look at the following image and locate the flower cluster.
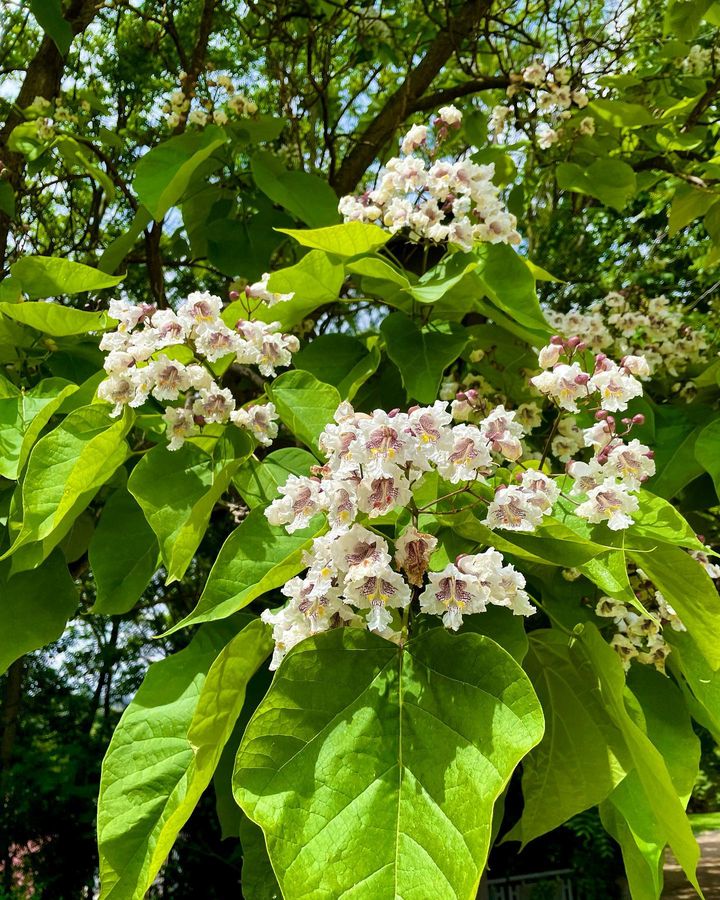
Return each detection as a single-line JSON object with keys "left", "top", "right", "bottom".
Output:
{"left": 546, "top": 291, "right": 714, "bottom": 394}
{"left": 338, "top": 107, "right": 521, "bottom": 251}
{"left": 261, "top": 400, "right": 540, "bottom": 667}
{"left": 595, "top": 569, "right": 685, "bottom": 673}
{"left": 682, "top": 44, "right": 720, "bottom": 75}
{"left": 98, "top": 293, "right": 298, "bottom": 449}
{"left": 162, "top": 71, "right": 257, "bottom": 129}
{"left": 490, "top": 60, "right": 593, "bottom": 149}
{"left": 531, "top": 336, "right": 654, "bottom": 530}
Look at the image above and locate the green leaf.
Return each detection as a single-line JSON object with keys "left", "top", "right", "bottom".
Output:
{"left": 0, "top": 378, "right": 78, "bottom": 479}
{"left": 234, "top": 627, "right": 544, "bottom": 900}
{"left": 29, "top": 0, "right": 73, "bottom": 54}
{"left": 99, "top": 207, "right": 153, "bottom": 275}
{"left": 381, "top": 312, "right": 468, "bottom": 404}
{"left": 664, "top": 0, "right": 712, "bottom": 39}
{"left": 134, "top": 126, "right": 227, "bottom": 220}
{"left": 293, "top": 334, "right": 379, "bottom": 400}
{"left": 669, "top": 184, "right": 717, "bottom": 236}
{"left": 266, "top": 370, "right": 340, "bottom": 451}
{"left": 668, "top": 630, "right": 720, "bottom": 742}
{"left": 242, "top": 250, "right": 343, "bottom": 329}
{"left": 651, "top": 403, "right": 707, "bottom": 498}
{"left": 695, "top": 417, "right": 720, "bottom": 495}
{"left": 0, "top": 182, "right": 15, "bottom": 218}
{"left": 3, "top": 404, "right": 132, "bottom": 561}
{"left": 98, "top": 617, "right": 270, "bottom": 900}
{"left": 222, "top": 250, "right": 345, "bottom": 328}
{"left": 89, "top": 488, "right": 159, "bottom": 615}
{"left": 234, "top": 447, "right": 317, "bottom": 509}
{"left": 0, "top": 550, "right": 78, "bottom": 675}
{"left": 128, "top": 429, "right": 252, "bottom": 583}
{"left": 588, "top": 98, "right": 656, "bottom": 128}
{"left": 164, "top": 506, "right": 325, "bottom": 634}
{"left": 508, "top": 629, "right": 628, "bottom": 846}
{"left": 239, "top": 817, "right": 282, "bottom": 900}
{"left": 251, "top": 152, "right": 340, "bottom": 228}
{"left": 276, "top": 222, "right": 390, "bottom": 256}
{"left": 627, "top": 543, "right": 720, "bottom": 668}
{"left": 628, "top": 491, "right": 704, "bottom": 550}
{"left": 579, "top": 624, "right": 701, "bottom": 891}
{"left": 409, "top": 254, "right": 478, "bottom": 304}
{"left": 556, "top": 159, "right": 637, "bottom": 211}
{"left": 473, "top": 243, "right": 551, "bottom": 334}
{"left": 599, "top": 666, "right": 700, "bottom": 900}
{"left": 9, "top": 257, "right": 124, "bottom": 301}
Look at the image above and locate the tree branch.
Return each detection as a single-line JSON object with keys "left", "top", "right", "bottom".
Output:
{"left": 331, "top": 0, "right": 493, "bottom": 196}
{"left": 410, "top": 75, "right": 509, "bottom": 112}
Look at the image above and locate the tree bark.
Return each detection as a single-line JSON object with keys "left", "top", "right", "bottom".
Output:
{"left": 0, "top": 0, "right": 101, "bottom": 270}
{"left": 331, "top": 0, "right": 493, "bottom": 196}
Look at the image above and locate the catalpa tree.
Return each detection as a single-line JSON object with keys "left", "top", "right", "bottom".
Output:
{"left": 1, "top": 1, "right": 720, "bottom": 898}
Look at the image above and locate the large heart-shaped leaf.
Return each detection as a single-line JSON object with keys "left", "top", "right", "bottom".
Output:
{"left": 234, "top": 627, "right": 544, "bottom": 899}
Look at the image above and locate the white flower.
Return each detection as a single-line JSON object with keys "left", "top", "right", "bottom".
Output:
{"left": 332, "top": 524, "right": 392, "bottom": 581}
{"left": 108, "top": 299, "right": 151, "bottom": 332}
{"left": 437, "top": 105, "right": 463, "bottom": 126}
{"left": 582, "top": 420, "right": 614, "bottom": 451}
{"left": 192, "top": 385, "right": 235, "bottom": 423}
{"left": 603, "top": 439, "right": 655, "bottom": 490}
{"left": 531, "top": 363, "right": 589, "bottom": 412}
{"left": 578, "top": 116, "right": 595, "bottom": 135}
{"left": 148, "top": 355, "right": 191, "bottom": 401}
{"left": 479, "top": 405, "right": 524, "bottom": 461}
{"left": 568, "top": 458, "right": 605, "bottom": 495}
{"left": 522, "top": 61, "right": 547, "bottom": 85}
{"left": 357, "top": 474, "right": 412, "bottom": 517}
{"left": 177, "top": 291, "right": 223, "bottom": 330}
{"left": 231, "top": 402, "right": 278, "bottom": 446}
{"left": 575, "top": 479, "right": 639, "bottom": 530}
{"left": 537, "top": 126, "right": 559, "bottom": 149}
{"left": 246, "top": 273, "right": 295, "bottom": 307}
{"left": 400, "top": 123, "right": 428, "bottom": 154}
{"left": 194, "top": 322, "right": 240, "bottom": 361}
{"left": 437, "top": 423, "right": 493, "bottom": 483}
{"left": 486, "top": 485, "right": 545, "bottom": 531}
{"left": 265, "top": 475, "right": 323, "bottom": 532}
{"left": 691, "top": 550, "right": 720, "bottom": 581}
{"left": 588, "top": 365, "right": 643, "bottom": 412}
{"left": 419, "top": 563, "right": 488, "bottom": 631}
{"left": 538, "top": 343, "right": 562, "bottom": 368}
{"left": 163, "top": 406, "right": 198, "bottom": 450}
{"left": 520, "top": 469, "right": 560, "bottom": 512}
{"left": 621, "top": 354, "right": 651, "bottom": 379}
{"left": 187, "top": 108, "right": 208, "bottom": 127}
{"left": 343, "top": 569, "right": 411, "bottom": 632}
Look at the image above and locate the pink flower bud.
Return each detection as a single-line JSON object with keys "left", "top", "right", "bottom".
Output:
{"left": 632, "top": 414, "right": 645, "bottom": 425}
{"left": 567, "top": 336, "right": 582, "bottom": 348}
{"left": 576, "top": 341, "right": 588, "bottom": 351}
{"left": 408, "top": 405, "right": 420, "bottom": 413}
{"left": 550, "top": 334, "right": 564, "bottom": 345}
{"left": 595, "top": 410, "right": 609, "bottom": 420}
{"left": 644, "top": 449, "right": 654, "bottom": 459}
{"left": 229, "top": 290, "right": 240, "bottom": 300}
{"left": 574, "top": 373, "right": 590, "bottom": 385}
{"left": 456, "top": 391, "right": 467, "bottom": 401}
{"left": 388, "top": 408, "right": 400, "bottom": 418}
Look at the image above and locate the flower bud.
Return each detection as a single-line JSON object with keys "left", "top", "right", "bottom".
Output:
{"left": 229, "top": 290, "right": 240, "bottom": 300}
{"left": 632, "top": 414, "right": 645, "bottom": 424}
{"left": 595, "top": 410, "right": 609, "bottom": 420}
{"left": 574, "top": 372, "right": 590, "bottom": 385}
{"left": 566, "top": 336, "right": 582, "bottom": 348}
{"left": 550, "top": 334, "right": 564, "bottom": 345}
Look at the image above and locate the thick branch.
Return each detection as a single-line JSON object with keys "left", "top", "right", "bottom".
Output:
{"left": 331, "top": 0, "right": 493, "bottom": 195}
{"left": 685, "top": 73, "right": 720, "bottom": 130}
{"left": 410, "top": 75, "right": 509, "bottom": 112}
